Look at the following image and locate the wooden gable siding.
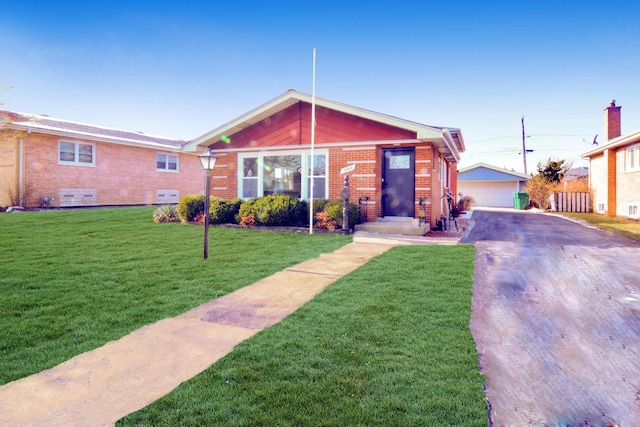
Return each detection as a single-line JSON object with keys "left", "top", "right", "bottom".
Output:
{"left": 308, "top": 104, "right": 416, "bottom": 143}
{"left": 218, "top": 102, "right": 416, "bottom": 149}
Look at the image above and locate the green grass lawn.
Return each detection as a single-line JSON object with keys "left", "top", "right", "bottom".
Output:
{"left": 120, "top": 245, "right": 487, "bottom": 426}
{"left": 560, "top": 212, "right": 640, "bottom": 241}
{"left": 0, "top": 207, "right": 351, "bottom": 385}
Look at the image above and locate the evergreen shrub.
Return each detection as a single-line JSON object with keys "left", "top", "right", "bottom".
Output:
{"left": 177, "top": 194, "right": 205, "bottom": 222}
{"left": 238, "top": 194, "right": 308, "bottom": 226}
{"left": 209, "top": 197, "right": 242, "bottom": 224}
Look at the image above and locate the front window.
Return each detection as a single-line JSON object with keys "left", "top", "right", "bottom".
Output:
{"left": 59, "top": 141, "right": 95, "bottom": 166}
{"left": 238, "top": 150, "right": 328, "bottom": 200}
{"left": 264, "top": 155, "right": 301, "bottom": 197}
{"left": 157, "top": 153, "right": 178, "bottom": 172}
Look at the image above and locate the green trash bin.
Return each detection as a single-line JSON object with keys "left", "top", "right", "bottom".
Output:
{"left": 513, "top": 192, "right": 529, "bottom": 210}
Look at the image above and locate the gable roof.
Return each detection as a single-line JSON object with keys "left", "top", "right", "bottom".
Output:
{"left": 458, "top": 163, "right": 530, "bottom": 181}
{"left": 183, "top": 89, "right": 465, "bottom": 161}
{"left": 0, "top": 110, "right": 187, "bottom": 150}
{"left": 583, "top": 129, "right": 640, "bottom": 158}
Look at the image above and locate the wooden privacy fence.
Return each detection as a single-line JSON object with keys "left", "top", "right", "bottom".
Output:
{"left": 551, "top": 192, "right": 592, "bottom": 213}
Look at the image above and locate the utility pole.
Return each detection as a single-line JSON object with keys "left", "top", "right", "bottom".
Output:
{"left": 521, "top": 116, "right": 527, "bottom": 175}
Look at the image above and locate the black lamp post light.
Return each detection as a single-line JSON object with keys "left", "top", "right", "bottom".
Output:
{"left": 199, "top": 147, "right": 217, "bottom": 259}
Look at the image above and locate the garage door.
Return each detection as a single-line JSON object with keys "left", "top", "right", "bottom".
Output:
{"left": 458, "top": 181, "right": 519, "bottom": 207}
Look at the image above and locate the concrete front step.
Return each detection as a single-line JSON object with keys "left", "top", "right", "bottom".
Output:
{"left": 354, "top": 217, "right": 428, "bottom": 236}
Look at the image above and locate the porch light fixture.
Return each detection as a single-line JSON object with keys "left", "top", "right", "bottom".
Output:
{"left": 199, "top": 147, "right": 217, "bottom": 259}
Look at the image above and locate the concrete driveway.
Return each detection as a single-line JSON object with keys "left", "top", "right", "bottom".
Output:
{"left": 461, "top": 209, "right": 640, "bottom": 426}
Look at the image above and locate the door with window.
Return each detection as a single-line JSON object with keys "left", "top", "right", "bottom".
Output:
{"left": 382, "top": 148, "right": 415, "bottom": 217}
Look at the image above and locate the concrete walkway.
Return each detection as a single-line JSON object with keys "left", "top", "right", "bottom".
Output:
{"left": 0, "top": 237, "right": 455, "bottom": 427}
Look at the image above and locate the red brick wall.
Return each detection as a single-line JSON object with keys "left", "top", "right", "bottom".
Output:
{"left": 208, "top": 152, "right": 238, "bottom": 200}
{"left": 215, "top": 141, "right": 448, "bottom": 226}
{"left": 605, "top": 148, "right": 617, "bottom": 217}
{"left": 0, "top": 129, "right": 19, "bottom": 206}
{"left": 604, "top": 102, "right": 622, "bottom": 141}
{"left": 21, "top": 132, "right": 203, "bottom": 207}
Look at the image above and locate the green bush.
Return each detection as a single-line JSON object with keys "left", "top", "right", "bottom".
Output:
{"left": 312, "top": 199, "right": 329, "bottom": 215}
{"left": 324, "top": 200, "right": 361, "bottom": 230}
{"left": 152, "top": 205, "right": 180, "bottom": 223}
{"left": 177, "top": 194, "right": 205, "bottom": 222}
{"left": 238, "top": 194, "right": 308, "bottom": 226}
{"left": 209, "top": 197, "right": 242, "bottom": 224}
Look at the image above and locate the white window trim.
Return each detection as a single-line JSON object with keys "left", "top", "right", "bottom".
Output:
{"left": 626, "top": 144, "right": 640, "bottom": 172}
{"left": 628, "top": 203, "right": 640, "bottom": 220}
{"left": 156, "top": 153, "right": 179, "bottom": 173}
{"left": 238, "top": 149, "right": 329, "bottom": 200}
{"left": 58, "top": 140, "right": 96, "bottom": 166}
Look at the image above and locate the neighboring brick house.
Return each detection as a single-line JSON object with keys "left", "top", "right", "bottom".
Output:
{"left": 1, "top": 90, "right": 465, "bottom": 228}
{"left": 583, "top": 100, "right": 640, "bottom": 219}
{"left": 0, "top": 110, "right": 203, "bottom": 208}
{"left": 182, "top": 90, "right": 465, "bottom": 227}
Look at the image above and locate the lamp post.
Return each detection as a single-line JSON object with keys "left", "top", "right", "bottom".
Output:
{"left": 199, "top": 148, "right": 217, "bottom": 259}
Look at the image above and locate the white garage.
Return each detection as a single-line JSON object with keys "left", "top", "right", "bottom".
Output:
{"left": 458, "top": 163, "right": 529, "bottom": 208}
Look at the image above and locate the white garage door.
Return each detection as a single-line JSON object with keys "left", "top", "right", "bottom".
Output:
{"left": 458, "top": 181, "right": 519, "bottom": 207}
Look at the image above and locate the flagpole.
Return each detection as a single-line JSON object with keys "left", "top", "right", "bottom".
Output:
{"left": 309, "top": 48, "right": 316, "bottom": 234}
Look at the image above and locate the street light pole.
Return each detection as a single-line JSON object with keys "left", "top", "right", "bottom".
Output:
{"left": 203, "top": 167, "right": 211, "bottom": 259}
{"left": 199, "top": 148, "right": 217, "bottom": 260}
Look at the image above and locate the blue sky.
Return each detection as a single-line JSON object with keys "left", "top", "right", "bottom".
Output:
{"left": 2, "top": 1, "right": 639, "bottom": 173}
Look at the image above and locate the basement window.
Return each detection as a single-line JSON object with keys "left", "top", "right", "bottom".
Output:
{"left": 628, "top": 203, "right": 639, "bottom": 220}
{"left": 59, "top": 141, "right": 95, "bottom": 166}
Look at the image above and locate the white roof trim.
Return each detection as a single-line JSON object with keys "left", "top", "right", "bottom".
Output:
{"left": 205, "top": 138, "right": 426, "bottom": 154}
{"left": 458, "top": 162, "right": 530, "bottom": 179}
{"left": 5, "top": 122, "right": 186, "bottom": 151}
{"left": 583, "top": 129, "right": 640, "bottom": 158}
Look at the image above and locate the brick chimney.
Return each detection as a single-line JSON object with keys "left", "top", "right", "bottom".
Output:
{"left": 604, "top": 100, "right": 621, "bottom": 141}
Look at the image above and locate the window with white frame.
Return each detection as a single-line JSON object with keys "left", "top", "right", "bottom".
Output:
{"left": 307, "top": 153, "right": 327, "bottom": 199}
{"left": 629, "top": 203, "right": 639, "bottom": 220}
{"left": 627, "top": 144, "right": 640, "bottom": 172}
{"left": 156, "top": 153, "right": 178, "bottom": 172}
{"left": 238, "top": 150, "right": 328, "bottom": 200}
{"left": 59, "top": 141, "right": 95, "bottom": 166}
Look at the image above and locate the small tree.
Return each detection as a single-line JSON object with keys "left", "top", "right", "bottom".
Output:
{"left": 525, "top": 158, "right": 570, "bottom": 210}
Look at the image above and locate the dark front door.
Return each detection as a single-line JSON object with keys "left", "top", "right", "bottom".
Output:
{"left": 382, "top": 148, "right": 415, "bottom": 217}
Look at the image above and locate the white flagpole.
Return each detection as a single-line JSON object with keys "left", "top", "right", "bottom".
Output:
{"left": 309, "top": 48, "right": 316, "bottom": 234}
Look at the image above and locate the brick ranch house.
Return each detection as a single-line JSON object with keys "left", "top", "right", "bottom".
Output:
{"left": 1, "top": 90, "right": 465, "bottom": 228}
{"left": 583, "top": 100, "right": 640, "bottom": 219}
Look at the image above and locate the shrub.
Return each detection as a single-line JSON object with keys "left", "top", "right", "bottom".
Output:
{"left": 238, "top": 194, "right": 308, "bottom": 226}
{"left": 209, "top": 197, "right": 241, "bottom": 224}
{"left": 239, "top": 214, "right": 256, "bottom": 228}
{"left": 177, "top": 194, "right": 205, "bottom": 222}
{"left": 323, "top": 200, "right": 361, "bottom": 230}
{"left": 312, "top": 199, "right": 329, "bottom": 215}
{"left": 152, "top": 205, "right": 180, "bottom": 223}
{"left": 314, "top": 211, "right": 337, "bottom": 230}
{"left": 457, "top": 195, "right": 475, "bottom": 212}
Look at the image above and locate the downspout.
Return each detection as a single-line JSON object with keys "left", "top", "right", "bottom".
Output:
{"left": 18, "top": 131, "right": 26, "bottom": 206}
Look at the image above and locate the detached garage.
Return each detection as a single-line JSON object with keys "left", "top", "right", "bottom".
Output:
{"left": 458, "top": 163, "right": 529, "bottom": 207}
